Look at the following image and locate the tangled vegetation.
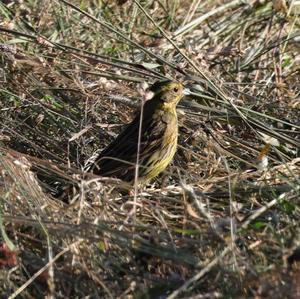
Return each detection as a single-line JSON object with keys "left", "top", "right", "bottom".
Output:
{"left": 0, "top": 0, "right": 299, "bottom": 298}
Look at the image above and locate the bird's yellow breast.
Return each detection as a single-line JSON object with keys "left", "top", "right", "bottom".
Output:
{"left": 143, "top": 110, "right": 178, "bottom": 181}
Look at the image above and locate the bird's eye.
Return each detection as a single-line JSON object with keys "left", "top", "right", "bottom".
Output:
{"left": 173, "top": 87, "right": 179, "bottom": 92}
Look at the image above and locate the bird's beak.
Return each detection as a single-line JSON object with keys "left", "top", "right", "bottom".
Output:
{"left": 183, "top": 88, "right": 191, "bottom": 95}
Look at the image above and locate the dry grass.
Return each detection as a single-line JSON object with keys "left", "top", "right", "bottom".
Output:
{"left": 0, "top": 0, "right": 299, "bottom": 298}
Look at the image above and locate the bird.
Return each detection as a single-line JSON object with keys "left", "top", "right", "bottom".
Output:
{"left": 86, "top": 80, "right": 187, "bottom": 184}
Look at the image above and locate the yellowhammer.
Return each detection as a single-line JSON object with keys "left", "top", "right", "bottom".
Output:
{"left": 86, "top": 80, "right": 187, "bottom": 184}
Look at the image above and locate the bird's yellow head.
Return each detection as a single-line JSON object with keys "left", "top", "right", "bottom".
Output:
{"left": 151, "top": 81, "right": 185, "bottom": 110}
